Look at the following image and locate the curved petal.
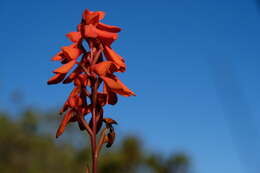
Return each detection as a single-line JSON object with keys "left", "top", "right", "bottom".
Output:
{"left": 83, "top": 25, "right": 98, "bottom": 38}
{"left": 63, "top": 66, "right": 82, "bottom": 84}
{"left": 82, "top": 9, "right": 105, "bottom": 24}
{"left": 100, "top": 76, "right": 136, "bottom": 97}
{"left": 91, "top": 61, "right": 117, "bottom": 76}
{"left": 84, "top": 25, "right": 118, "bottom": 41}
{"left": 103, "top": 45, "right": 126, "bottom": 72}
{"left": 53, "top": 60, "right": 76, "bottom": 74}
{"left": 97, "top": 22, "right": 121, "bottom": 33}
{"left": 97, "top": 11, "right": 105, "bottom": 21}
{"left": 66, "top": 32, "right": 82, "bottom": 42}
{"left": 56, "top": 110, "right": 73, "bottom": 138}
{"left": 115, "top": 78, "right": 136, "bottom": 96}
{"left": 103, "top": 82, "right": 118, "bottom": 105}
{"left": 62, "top": 46, "right": 82, "bottom": 60}
{"left": 47, "top": 73, "right": 66, "bottom": 85}
{"left": 51, "top": 51, "right": 63, "bottom": 61}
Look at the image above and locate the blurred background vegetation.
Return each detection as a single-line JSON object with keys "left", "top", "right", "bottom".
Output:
{"left": 0, "top": 109, "right": 190, "bottom": 173}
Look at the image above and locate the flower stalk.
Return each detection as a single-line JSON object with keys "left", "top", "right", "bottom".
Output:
{"left": 47, "top": 9, "right": 135, "bottom": 173}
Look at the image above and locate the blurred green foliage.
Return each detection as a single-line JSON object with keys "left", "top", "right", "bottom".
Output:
{"left": 0, "top": 110, "right": 190, "bottom": 173}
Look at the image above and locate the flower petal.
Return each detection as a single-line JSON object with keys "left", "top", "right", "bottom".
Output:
{"left": 115, "top": 78, "right": 136, "bottom": 96}
{"left": 62, "top": 46, "right": 82, "bottom": 60}
{"left": 51, "top": 51, "right": 63, "bottom": 61}
{"left": 82, "top": 9, "right": 105, "bottom": 24}
{"left": 53, "top": 60, "right": 76, "bottom": 74}
{"left": 100, "top": 76, "right": 136, "bottom": 97}
{"left": 103, "top": 45, "right": 126, "bottom": 72}
{"left": 103, "top": 83, "right": 118, "bottom": 105}
{"left": 97, "top": 11, "right": 105, "bottom": 21}
{"left": 63, "top": 66, "right": 82, "bottom": 84}
{"left": 84, "top": 25, "right": 118, "bottom": 41}
{"left": 59, "top": 87, "right": 80, "bottom": 114}
{"left": 97, "top": 22, "right": 121, "bottom": 33}
{"left": 91, "top": 61, "right": 117, "bottom": 76}
{"left": 83, "top": 25, "right": 98, "bottom": 38}
{"left": 56, "top": 110, "right": 73, "bottom": 138}
{"left": 47, "top": 73, "right": 66, "bottom": 85}
{"left": 66, "top": 32, "right": 82, "bottom": 42}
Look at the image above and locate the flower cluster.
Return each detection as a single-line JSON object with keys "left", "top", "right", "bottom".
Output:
{"left": 47, "top": 9, "right": 135, "bottom": 148}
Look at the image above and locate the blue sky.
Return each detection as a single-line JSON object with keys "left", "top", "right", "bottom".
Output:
{"left": 1, "top": 0, "right": 260, "bottom": 172}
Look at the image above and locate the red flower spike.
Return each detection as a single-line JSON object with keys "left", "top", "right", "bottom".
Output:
{"left": 48, "top": 9, "right": 135, "bottom": 173}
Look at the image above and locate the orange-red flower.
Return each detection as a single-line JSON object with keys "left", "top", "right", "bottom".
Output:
{"left": 103, "top": 45, "right": 126, "bottom": 72}
{"left": 53, "top": 60, "right": 76, "bottom": 74}
{"left": 47, "top": 73, "right": 66, "bottom": 85}
{"left": 56, "top": 109, "right": 74, "bottom": 138}
{"left": 82, "top": 9, "right": 105, "bottom": 25}
{"left": 47, "top": 9, "right": 135, "bottom": 142}
{"left": 61, "top": 46, "right": 82, "bottom": 60}
{"left": 66, "top": 32, "right": 82, "bottom": 42}
{"left": 97, "top": 22, "right": 121, "bottom": 33}
{"left": 51, "top": 51, "right": 64, "bottom": 61}
{"left": 83, "top": 25, "right": 118, "bottom": 42}
{"left": 90, "top": 61, "right": 117, "bottom": 76}
{"left": 101, "top": 76, "right": 136, "bottom": 97}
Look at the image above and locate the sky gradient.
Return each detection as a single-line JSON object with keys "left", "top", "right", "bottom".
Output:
{"left": 1, "top": 0, "right": 260, "bottom": 173}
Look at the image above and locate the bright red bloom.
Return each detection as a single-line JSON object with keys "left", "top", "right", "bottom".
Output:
{"left": 90, "top": 61, "right": 117, "bottom": 76}
{"left": 48, "top": 9, "right": 136, "bottom": 173}
{"left": 47, "top": 8, "right": 135, "bottom": 150}
{"left": 101, "top": 76, "right": 136, "bottom": 97}
{"left": 53, "top": 60, "right": 76, "bottom": 74}
{"left": 66, "top": 32, "right": 82, "bottom": 42}
{"left": 103, "top": 45, "right": 126, "bottom": 72}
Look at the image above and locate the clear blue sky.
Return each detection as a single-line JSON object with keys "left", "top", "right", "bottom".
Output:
{"left": 1, "top": 0, "right": 260, "bottom": 173}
